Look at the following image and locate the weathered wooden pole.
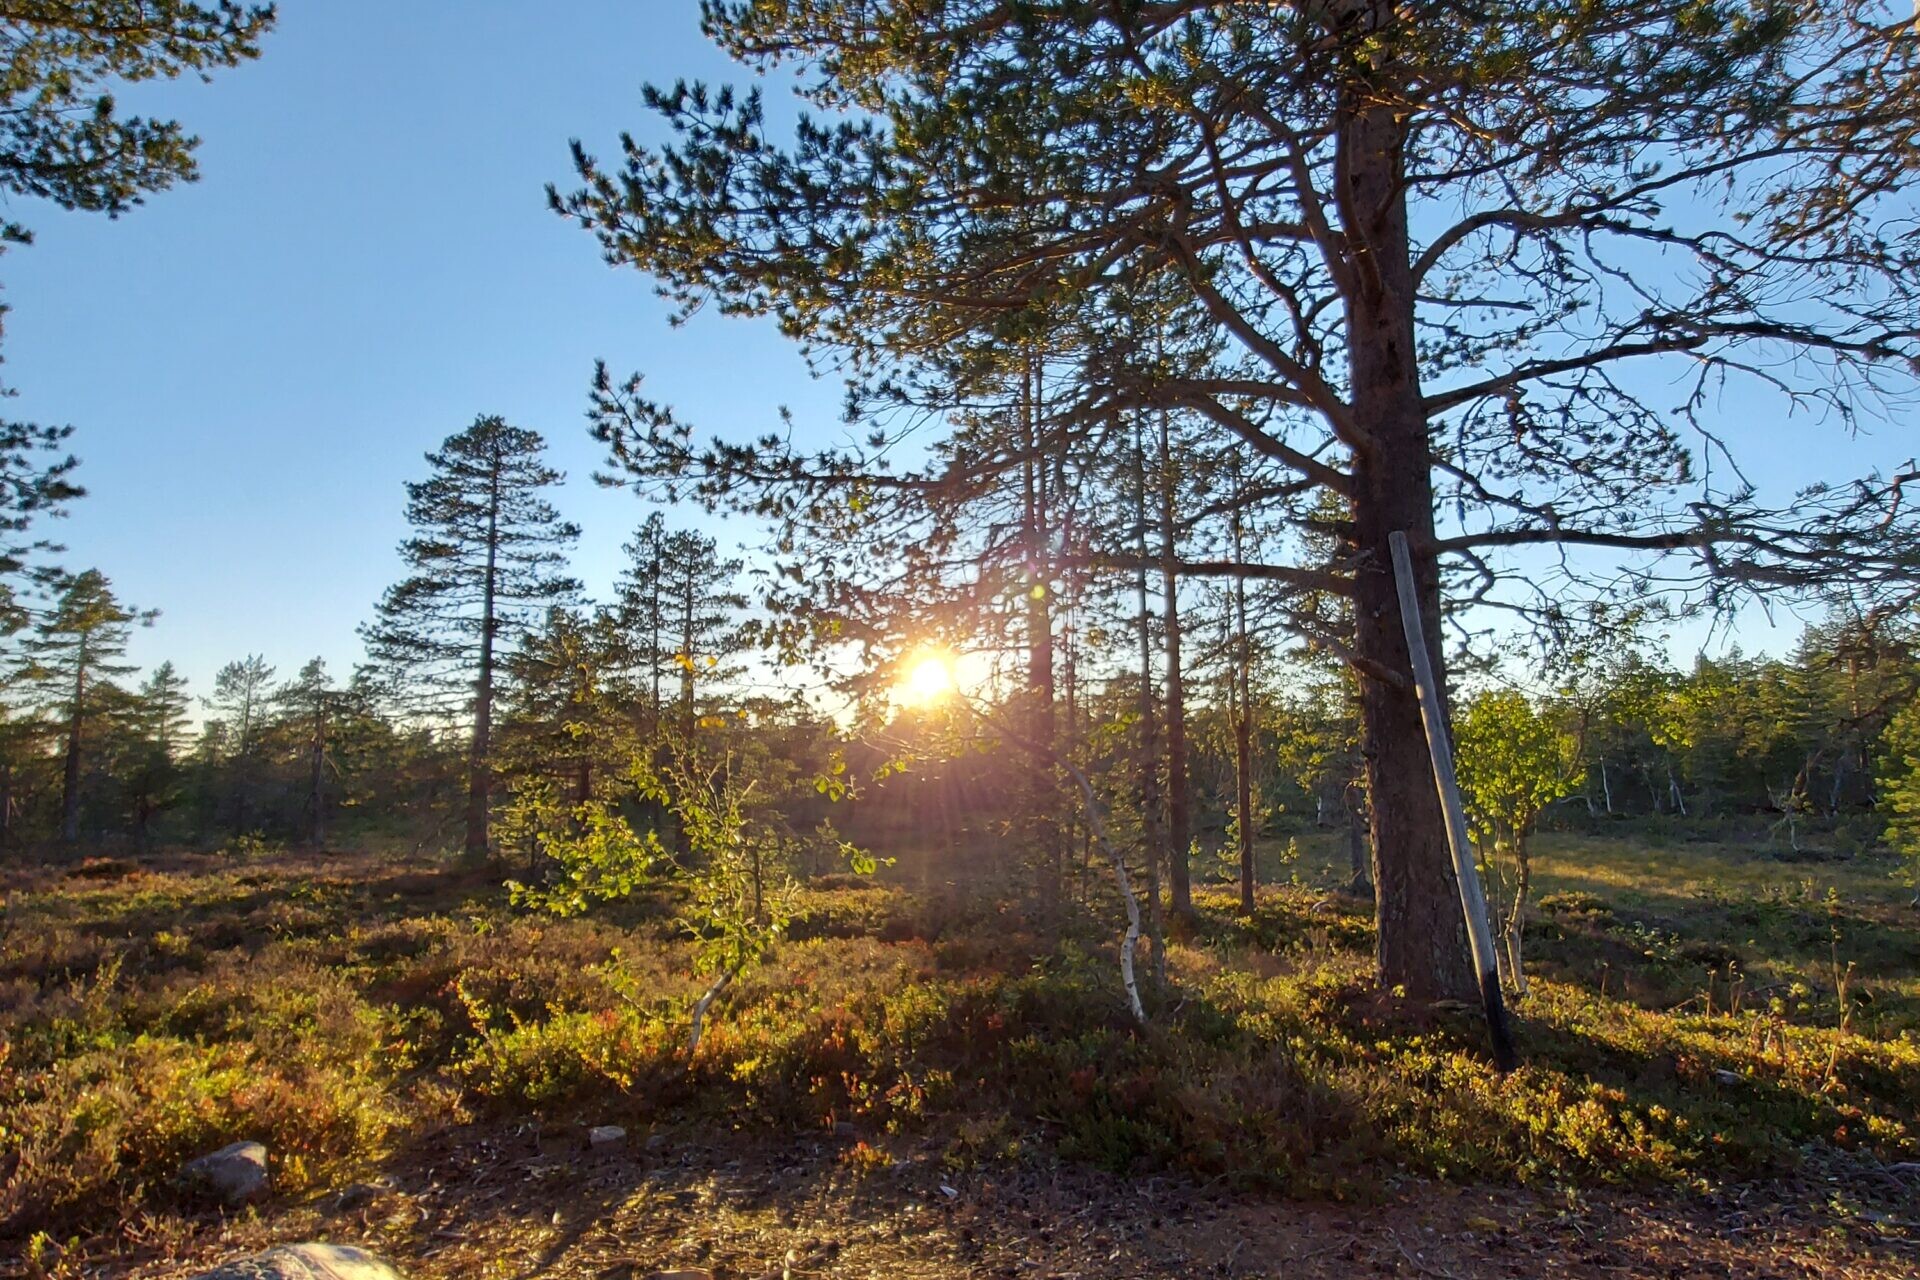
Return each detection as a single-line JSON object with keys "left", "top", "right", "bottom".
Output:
{"left": 1388, "top": 531, "right": 1519, "bottom": 1073}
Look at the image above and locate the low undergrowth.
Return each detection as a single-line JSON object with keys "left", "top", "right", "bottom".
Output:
{"left": 3, "top": 846, "right": 1918, "bottom": 1243}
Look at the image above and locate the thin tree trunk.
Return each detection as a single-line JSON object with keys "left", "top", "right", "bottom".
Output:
{"left": 1507, "top": 836, "right": 1532, "bottom": 997}
{"left": 466, "top": 461, "right": 502, "bottom": 858}
{"left": 1157, "top": 405, "right": 1193, "bottom": 920}
{"left": 61, "top": 640, "right": 87, "bottom": 844}
{"left": 308, "top": 708, "right": 327, "bottom": 850}
{"left": 1338, "top": 52, "right": 1476, "bottom": 1001}
{"left": 1133, "top": 418, "right": 1166, "bottom": 989}
{"left": 1024, "top": 353, "right": 1062, "bottom": 911}
{"left": 1230, "top": 459, "right": 1256, "bottom": 915}
{"left": 687, "top": 967, "right": 737, "bottom": 1057}
{"left": 679, "top": 581, "right": 696, "bottom": 741}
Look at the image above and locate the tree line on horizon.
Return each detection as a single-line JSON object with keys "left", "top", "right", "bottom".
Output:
{"left": 4, "top": 407, "right": 1920, "bottom": 905}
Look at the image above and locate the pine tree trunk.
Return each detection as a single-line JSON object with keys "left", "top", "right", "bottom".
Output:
{"left": 1230, "top": 465, "right": 1256, "bottom": 915}
{"left": 1024, "top": 357, "right": 1062, "bottom": 911}
{"left": 1133, "top": 419, "right": 1166, "bottom": 988}
{"left": 466, "top": 467, "right": 502, "bottom": 859}
{"left": 1338, "top": 50, "right": 1475, "bottom": 1002}
{"left": 679, "top": 584, "right": 696, "bottom": 742}
{"left": 649, "top": 594, "right": 663, "bottom": 739}
{"left": 61, "top": 643, "right": 87, "bottom": 844}
{"left": 1157, "top": 408, "right": 1192, "bottom": 920}
{"left": 308, "top": 711, "right": 327, "bottom": 850}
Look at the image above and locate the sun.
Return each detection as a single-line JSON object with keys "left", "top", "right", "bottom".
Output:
{"left": 898, "top": 649, "right": 957, "bottom": 706}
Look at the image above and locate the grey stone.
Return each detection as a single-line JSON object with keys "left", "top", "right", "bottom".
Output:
{"left": 191, "top": 1243, "right": 402, "bottom": 1280}
{"left": 587, "top": 1124, "right": 627, "bottom": 1148}
{"left": 330, "top": 1177, "right": 397, "bottom": 1210}
{"left": 180, "top": 1141, "right": 270, "bottom": 1206}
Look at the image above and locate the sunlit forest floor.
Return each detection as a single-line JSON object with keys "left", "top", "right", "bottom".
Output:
{"left": 4, "top": 831, "right": 1919, "bottom": 1277}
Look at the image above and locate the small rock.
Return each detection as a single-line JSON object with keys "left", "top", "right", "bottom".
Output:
{"left": 180, "top": 1141, "right": 270, "bottom": 1206}
{"left": 831, "top": 1121, "right": 857, "bottom": 1139}
{"left": 644, "top": 1132, "right": 669, "bottom": 1153}
{"left": 1713, "top": 1069, "right": 1743, "bottom": 1086}
{"left": 191, "top": 1243, "right": 402, "bottom": 1280}
{"left": 587, "top": 1125, "right": 627, "bottom": 1148}
{"left": 331, "top": 1176, "right": 396, "bottom": 1210}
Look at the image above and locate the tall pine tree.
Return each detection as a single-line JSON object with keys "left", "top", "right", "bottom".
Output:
{"left": 615, "top": 515, "right": 746, "bottom": 742}
{"left": 363, "top": 415, "right": 580, "bottom": 857}
{"left": 560, "top": 0, "right": 1920, "bottom": 1000}
{"left": 19, "top": 569, "right": 147, "bottom": 842}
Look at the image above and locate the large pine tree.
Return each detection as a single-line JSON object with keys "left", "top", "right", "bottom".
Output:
{"left": 559, "top": 0, "right": 1920, "bottom": 1000}
{"left": 19, "top": 569, "right": 146, "bottom": 842}
{"left": 363, "top": 415, "right": 580, "bottom": 857}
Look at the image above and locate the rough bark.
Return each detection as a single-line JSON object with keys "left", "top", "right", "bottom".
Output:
{"left": 1338, "top": 53, "right": 1475, "bottom": 1001}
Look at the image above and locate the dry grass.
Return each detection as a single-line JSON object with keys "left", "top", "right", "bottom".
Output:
{"left": 2, "top": 838, "right": 1918, "bottom": 1277}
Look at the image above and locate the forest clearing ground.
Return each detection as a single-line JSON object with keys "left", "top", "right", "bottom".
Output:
{"left": 3, "top": 837, "right": 1919, "bottom": 1277}
{"left": 90, "top": 1125, "right": 1920, "bottom": 1279}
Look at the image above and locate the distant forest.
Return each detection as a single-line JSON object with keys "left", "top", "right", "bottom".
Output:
{"left": 8, "top": 408, "right": 1919, "bottom": 898}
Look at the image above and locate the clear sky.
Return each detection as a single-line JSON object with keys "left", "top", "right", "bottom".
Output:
{"left": 2, "top": 1, "right": 843, "bottom": 697}
{"left": 1, "top": 2, "right": 1907, "bottom": 700}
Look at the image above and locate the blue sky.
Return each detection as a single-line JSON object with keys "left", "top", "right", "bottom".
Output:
{"left": 3, "top": 2, "right": 843, "bottom": 696}
{"left": 1, "top": 2, "right": 1907, "bottom": 699}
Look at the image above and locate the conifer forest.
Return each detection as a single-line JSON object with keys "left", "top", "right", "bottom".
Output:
{"left": 5, "top": 4, "right": 1920, "bottom": 1278}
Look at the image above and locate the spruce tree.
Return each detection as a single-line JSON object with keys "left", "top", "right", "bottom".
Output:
{"left": 19, "top": 569, "right": 146, "bottom": 842}
{"left": 362, "top": 415, "right": 580, "bottom": 857}
{"left": 614, "top": 513, "right": 673, "bottom": 737}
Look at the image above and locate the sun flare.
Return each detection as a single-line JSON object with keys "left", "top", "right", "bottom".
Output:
{"left": 898, "top": 650, "right": 957, "bottom": 706}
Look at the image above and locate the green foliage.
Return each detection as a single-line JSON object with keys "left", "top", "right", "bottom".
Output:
{"left": 502, "top": 775, "right": 663, "bottom": 917}
{"left": 1878, "top": 692, "right": 1920, "bottom": 891}
{"left": 0, "top": 3, "right": 275, "bottom": 235}
{"left": 5, "top": 839, "right": 1920, "bottom": 1246}
{"left": 1457, "top": 688, "right": 1584, "bottom": 990}
{"left": 658, "top": 756, "right": 798, "bottom": 981}
{"left": 360, "top": 414, "right": 581, "bottom": 721}
{"left": 1456, "top": 689, "right": 1584, "bottom": 859}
